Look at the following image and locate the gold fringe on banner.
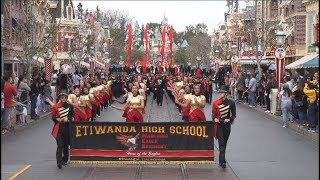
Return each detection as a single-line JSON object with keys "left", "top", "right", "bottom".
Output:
{"left": 70, "top": 161, "right": 214, "bottom": 165}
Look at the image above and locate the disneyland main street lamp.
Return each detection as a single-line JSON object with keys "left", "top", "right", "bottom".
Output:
{"left": 214, "top": 49, "right": 220, "bottom": 90}
{"left": 275, "top": 29, "right": 286, "bottom": 90}
{"left": 273, "top": 29, "right": 286, "bottom": 115}
{"left": 196, "top": 56, "right": 201, "bottom": 68}
{"left": 214, "top": 49, "right": 220, "bottom": 71}
{"left": 231, "top": 44, "right": 239, "bottom": 78}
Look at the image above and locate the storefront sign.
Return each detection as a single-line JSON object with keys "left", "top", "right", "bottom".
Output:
{"left": 69, "top": 122, "right": 214, "bottom": 164}
{"left": 242, "top": 50, "right": 262, "bottom": 57}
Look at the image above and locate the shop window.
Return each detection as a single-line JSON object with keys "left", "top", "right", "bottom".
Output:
{"left": 272, "top": 0, "right": 278, "bottom": 7}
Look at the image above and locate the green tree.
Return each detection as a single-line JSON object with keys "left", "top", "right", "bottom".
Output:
{"left": 16, "top": 2, "right": 59, "bottom": 82}
{"left": 131, "top": 49, "right": 144, "bottom": 63}
{"left": 186, "top": 34, "right": 211, "bottom": 66}
{"left": 97, "top": 9, "right": 132, "bottom": 64}
{"left": 173, "top": 48, "right": 188, "bottom": 65}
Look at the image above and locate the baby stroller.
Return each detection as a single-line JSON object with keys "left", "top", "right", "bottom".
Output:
{"left": 14, "top": 97, "right": 28, "bottom": 125}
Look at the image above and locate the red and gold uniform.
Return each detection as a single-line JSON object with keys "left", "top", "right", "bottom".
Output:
{"left": 85, "top": 105, "right": 92, "bottom": 121}
{"left": 51, "top": 100, "right": 74, "bottom": 168}
{"left": 189, "top": 94, "right": 206, "bottom": 122}
{"left": 181, "top": 93, "right": 192, "bottom": 122}
{"left": 74, "top": 107, "right": 88, "bottom": 121}
{"left": 126, "top": 94, "right": 144, "bottom": 122}
{"left": 211, "top": 96, "right": 236, "bottom": 167}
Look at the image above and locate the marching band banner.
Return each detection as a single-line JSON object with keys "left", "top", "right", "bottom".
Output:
{"left": 69, "top": 121, "right": 214, "bottom": 164}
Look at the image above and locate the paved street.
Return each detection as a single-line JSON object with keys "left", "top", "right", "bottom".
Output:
{"left": 1, "top": 92, "right": 319, "bottom": 180}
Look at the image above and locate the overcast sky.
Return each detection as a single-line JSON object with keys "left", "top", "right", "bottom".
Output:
{"left": 73, "top": 1, "right": 248, "bottom": 33}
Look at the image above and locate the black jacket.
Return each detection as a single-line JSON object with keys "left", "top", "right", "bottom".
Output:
{"left": 29, "top": 79, "right": 40, "bottom": 96}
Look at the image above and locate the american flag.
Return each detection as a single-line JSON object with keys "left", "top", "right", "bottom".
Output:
{"left": 45, "top": 58, "right": 52, "bottom": 81}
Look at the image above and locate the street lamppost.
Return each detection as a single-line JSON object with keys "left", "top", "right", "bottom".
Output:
{"left": 275, "top": 29, "right": 286, "bottom": 90}
{"left": 196, "top": 56, "right": 201, "bottom": 68}
{"left": 214, "top": 49, "right": 220, "bottom": 90}
{"left": 231, "top": 44, "right": 239, "bottom": 78}
{"left": 273, "top": 29, "right": 286, "bottom": 115}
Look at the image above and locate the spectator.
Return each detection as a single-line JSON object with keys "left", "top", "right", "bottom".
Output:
{"left": 29, "top": 74, "right": 41, "bottom": 120}
{"left": 285, "top": 76, "right": 294, "bottom": 91}
{"left": 52, "top": 70, "right": 58, "bottom": 86}
{"left": 278, "top": 83, "right": 292, "bottom": 128}
{"left": 304, "top": 82, "right": 318, "bottom": 133}
{"left": 40, "top": 77, "right": 52, "bottom": 112}
{"left": 264, "top": 76, "right": 273, "bottom": 113}
{"left": 256, "top": 76, "right": 265, "bottom": 107}
{"left": 10, "top": 72, "right": 19, "bottom": 86}
{"left": 292, "top": 79, "right": 308, "bottom": 128}
{"left": 247, "top": 73, "right": 257, "bottom": 108}
{"left": 310, "top": 72, "right": 318, "bottom": 86}
{"left": 236, "top": 73, "right": 245, "bottom": 102}
{"left": 17, "top": 75, "right": 31, "bottom": 104}
{"left": 72, "top": 70, "right": 82, "bottom": 89}
{"left": 224, "top": 73, "right": 230, "bottom": 92}
{"left": 2, "top": 75, "right": 17, "bottom": 134}
{"left": 79, "top": 80, "right": 85, "bottom": 92}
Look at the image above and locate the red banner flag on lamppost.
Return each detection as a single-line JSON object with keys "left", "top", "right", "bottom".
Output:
{"left": 161, "top": 25, "right": 166, "bottom": 66}
{"left": 127, "top": 24, "right": 132, "bottom": 67}
{"left": 169, "top": 25, "right": 173, "bottom": 68}
{"left": 142, "top": 24, "right": 148, "bottom": 73}
{"left": 45, "top": 59, "right": 52, "bottom": 81}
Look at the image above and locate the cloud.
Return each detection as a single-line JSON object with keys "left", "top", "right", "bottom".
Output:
{"left": 74, "top": 1, "right": 246, "bottom": 33}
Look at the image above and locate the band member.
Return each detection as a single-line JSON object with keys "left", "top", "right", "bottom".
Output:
{"left": 89, "top": 88, "right": 98, "bottom": 121}
{"left": 181, "top": 85, "right": 192, "bottom": 122}
{"left": 188, "top": 84, "right": 206, "bottom": 121}
{"left": 85, "top": 95, "right": 93, "bottom": 121}
{"left": 175, "top": 84, "right": 206, "bottom": 122}
{"left": 111, "top": 85, "right": 144, "bottom": 122}
{"left": 173, "top": 85, "right": 192, "bottom": 122}
{"left": 154, "top": 75, "right": 165, "bottom": 106}
{"left": 113, "top": 83, "right": 133, "bottom": 118}
{"left": 74, "top": 95, "right": 88, "bottom": 121}
{"left": 212, "top": 85, "right": 236, "bottom": 169}
{"left": 202, "top": 77, "right": 210, "bottom": 104}
{"left": 50, "top": 93, "right": 74, "bottom": 169}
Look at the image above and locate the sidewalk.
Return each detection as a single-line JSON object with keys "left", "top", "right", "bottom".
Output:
{"left": 235, "top": 99, "right": 319, "bottom": 145}
{"left": 5, "top": 105, "right": 51, "bottom": 135}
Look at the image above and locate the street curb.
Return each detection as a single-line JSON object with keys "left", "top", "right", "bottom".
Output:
{"left": 236, "top": 101, "right": 319, "bottom": 145}
{"left": 2, "top": 112, "right": 51, "bottom": 138}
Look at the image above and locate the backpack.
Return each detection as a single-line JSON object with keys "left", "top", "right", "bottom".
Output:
{"left": 294, "top": 94, "right": 308, "bottom": 108}
{"left": 15, "top": 97, "right": 24, "bottom": 112}
{"left": 20, "top": 91, "right": 28, "bottom": 103}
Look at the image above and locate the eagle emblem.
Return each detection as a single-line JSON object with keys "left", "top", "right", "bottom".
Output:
{"left": 116, "top": 133, "right": 140, "bottom": 150}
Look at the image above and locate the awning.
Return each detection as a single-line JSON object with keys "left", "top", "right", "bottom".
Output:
{"left": 219, "top": 61, "right": 230, "bottom": 66}
{"left": 302, "top": 57, "right": 319, "bottom": 68}
{"left": 3, "top": 55, "right": 22, "bottom": 63}
{"left": 33, "top": 56, "right": 44, "bottom": 64}
{"left": 79, "top": 61, "right": 90, "bottom": 68}
{"left": 285, "top": 54, "right": 319, "bottom": 69}
{"left": 239, "top": 58, "right": 274, "bottom": 65}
